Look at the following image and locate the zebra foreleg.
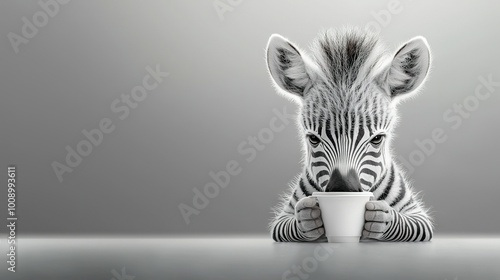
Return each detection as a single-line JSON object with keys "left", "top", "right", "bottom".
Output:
{"left": 362, "top": 200, "right": 392, "bottom": 240}
{"left": 362, "top": 200, "right": 433, "bottom": 242}
{"left": 271, "top": 196, "right": 325, "bottom": 242}
{"left": 295, "top": 196, "right": 325, "bottom": 240}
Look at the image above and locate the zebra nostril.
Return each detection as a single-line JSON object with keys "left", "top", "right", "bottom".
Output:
{"left": 325, "top": 169, "right": 362, "bottom": 192}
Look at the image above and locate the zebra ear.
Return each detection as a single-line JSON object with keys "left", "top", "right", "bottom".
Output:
{"left": 266, "top": 34, "right": 316, "bottom": 102}
{"left": 378, "top": 36, "right": 431, "bottom": 100}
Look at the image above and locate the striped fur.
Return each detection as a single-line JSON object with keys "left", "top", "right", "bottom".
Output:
{"left": 266, "top": 27, "right": 433, "bottom": 242}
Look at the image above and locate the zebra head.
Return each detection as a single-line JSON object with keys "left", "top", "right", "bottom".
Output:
{"left": 266, "top": 27, "right": 431, "bottom": 192}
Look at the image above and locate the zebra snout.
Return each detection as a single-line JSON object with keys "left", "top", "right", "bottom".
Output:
{"left": 324, "top": 169, "right": 362, "bottom": 192}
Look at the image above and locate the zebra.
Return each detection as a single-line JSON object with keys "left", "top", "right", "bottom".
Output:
{"left": 266, "top": 27, "right": 433, "bottom": 242}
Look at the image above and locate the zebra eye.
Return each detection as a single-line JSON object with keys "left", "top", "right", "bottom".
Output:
{"left": 307, "top": 134, "right": 321, "bottom": 146}
{"left": 370, "top": 134, "right": 385, "bottom": 146}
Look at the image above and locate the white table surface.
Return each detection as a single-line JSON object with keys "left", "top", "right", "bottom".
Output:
{"left": 2, "top": 235, "right": 499, "bottom": 280}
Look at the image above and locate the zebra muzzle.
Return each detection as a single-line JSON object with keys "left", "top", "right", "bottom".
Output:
{"left": 324, "top": 168, "right": 362, "bottom": 192}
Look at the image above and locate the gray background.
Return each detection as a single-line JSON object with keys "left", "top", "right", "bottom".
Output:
{"left": 1, "top": 0, "right": 499, "bottom": 236}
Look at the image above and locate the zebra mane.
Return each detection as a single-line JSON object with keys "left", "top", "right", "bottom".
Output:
{"left": 302, "top": 27, "right": 393, "bottom": 128}
{"left": 310, "top": 26, "right": 387, "bottom": 91}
